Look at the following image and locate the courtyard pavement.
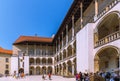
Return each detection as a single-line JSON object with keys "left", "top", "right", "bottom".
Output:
{"left": 0, "top": 75, "right": 75, "bottom": 81}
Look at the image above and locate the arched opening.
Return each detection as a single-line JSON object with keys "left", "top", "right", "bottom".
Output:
{"left": 97, "top": 13, "right": 119, "bottom": 40}
{"left": 73, "top": 58, "right": 76, "bottom": 75}
{"left": 68, "top": 45, "right": 72, "bottom": 57}
{"left": 63, "top": 50, "right": 66, "bottom": 59}
{"left": 94, "top": 47, "right": 119, "bottom": 72}
{"left": 56, "top": 65, "right": 59, "bottom": 75}
{"left": 29, "top": 67, "right": 35, "bottom": 75}
{"left": 48, "top": 58, "right": 52, "bottom": 64}
{"left": 36, "top": 66, "right": 40, "bottom": 75}
{"left": 19, "top": 68, "right": 24, "bottom": 73}
{"left": 29, "top": 58, "right": 34, "bottom": 65}
{"left": 55, "top": 57, "right": 57, "bottom": 63}
{"left": 63, "top": 63, "right": 66, "bottom": 76}
{"left": 48, "top": 66, "right": 52, "bottom": 74}
{"left": 67, "top": 60, "right": 72, "bottom": 76}
{"left": 59, "top": 64, "right": 62, "bottom": 75}
{"left": 55, "top": 66, "right": 57, "bottom": 75}
{"left": 60, "top": 53, "right": 62, "bottom": 61}
{"left": 36, "top": 58, "right": 40, "bottom": 65}
{"left": 42, "top": 58, "right": 46, "bottom": 65}
{"left": 57, "top": 55, "right": 59, "bottom": 62}
{"left": 73, "top": 41, "right": 76, "bottom": 54}
{"left": 5, "top": 70, "right": 9, "bottom": 75}
{"left": 42, "top": 66, "right": 46, "bottom": 74}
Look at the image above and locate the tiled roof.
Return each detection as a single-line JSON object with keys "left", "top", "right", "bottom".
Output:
{"left": 0, "top": 47, "right": 12, "bottom": 55}
{"left": 13, "top": 36, "right": 53, "bottom": 45}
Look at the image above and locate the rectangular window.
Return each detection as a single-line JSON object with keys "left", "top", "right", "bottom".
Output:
{"left": 6, "top": 65, "right": 9, "bottom": 69}
{"left": 6, "top": 58, "right": 9, "bottom": 63}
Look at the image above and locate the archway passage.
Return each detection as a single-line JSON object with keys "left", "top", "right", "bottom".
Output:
{"left": 36, "top": 66, "right": 41, "bottom": 75}
{"left": 67, "top": 60, "right": 72, "bottom": 76}
{"left": 42, "top": 66, "right": 46, "bottom": 74}
{"left": 29, "top": 67, "right": 34, "bottom": 75}
{"left": 97, "top": 13, "right": 119, "bottom": 40}
{"left": 29, "top": 58, "right": 35, "bottom": 65}
{"left": 63, "top": 63, "right": 66, "bottom": 76}
{"left": 5, "top": 70, "right": 9, "bottom": 75}
{"left": 42, "top": 58, "right": 46, "bottom": 65}
{"left": 48, "top": 58, "right": 53, "bottom": 64}
{"left": 36, "top": 58, "right": 40, "bottom": 65}
{"left": 94, "top": 47, "right": 119, "bottom": 72}
{"left": 19, "top": 68, "right": 24, "bottom": 73}
{"left": 48, "top": 66, "right": 52, "bottom": 74}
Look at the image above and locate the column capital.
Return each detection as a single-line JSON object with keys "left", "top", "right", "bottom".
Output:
{"left": 72, "top": 15, "right": 74, "bottom": 20}
{"left": 66, "top": 24, "right": 68, "bottom": 28}
{"left": 62, "top": 32, "right": 63, "bottom": 35}
{"left": 80, "top": 2, "right": 83, "bottom": 8}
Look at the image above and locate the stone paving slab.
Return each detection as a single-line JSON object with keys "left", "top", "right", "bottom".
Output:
{"left": 0, "top": 75, "right": 75, "bottom": 81}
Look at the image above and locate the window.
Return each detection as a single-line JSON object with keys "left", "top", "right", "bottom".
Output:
{"left": 28, "top": 49, "right": 34, "bottom": 56}
{"left": 6, "top": 64, "right": 9, "bottom": 69}
{"left": 5, "top": 70, "right": 9, "bottom": 75}
{"left": 6, "top": 58, "right": 9, "bottom": 63}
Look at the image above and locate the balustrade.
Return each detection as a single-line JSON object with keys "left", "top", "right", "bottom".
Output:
{"left": 97, "top": 0, "right": 120, "bottom": 21}
{"left": 95, "top": 31, "right": 120, "bottom": 47}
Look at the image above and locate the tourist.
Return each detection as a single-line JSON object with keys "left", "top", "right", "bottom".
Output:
{"left": 105, "top": 72, "right": 111, "bottom": 81}
{"left": 48, "top": 73, "right": 52, "bottom": 80}
{"left": 13, "top": 71, "right": 16, "bottom": 78}
{"left": 84, "top": 74, "right": 89, "bottom": 81}
{"left": 79, "top": 72, "right": 83, "bottom": 81}
{"left": 89, "top": 72, "right": 94, "bottom": 81}
{"left": 42, "top": 74, "right": 45, "bottom": 80}
{"left": 75, "top": 73, "right": 79, "bottom": 81}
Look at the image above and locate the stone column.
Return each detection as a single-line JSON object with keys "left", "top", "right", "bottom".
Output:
{"left": 66, "top": 49, "right": 68, "bottom": 58}
{"left": 62, "top": 32, "right": 63, "bottom": 49}
{"left": 72, "top": 63, "right": 75, "bottom": 76}
{"left": 41, "top": 45, "right": 42, "bottom": 56}
{"left": 56, "top": 41, "right": 57, "bottom": 53}
{"left": 46, "top": 67, "right": 48, "bottom": 74}
{"left": 66, "top": 64, "right": 68, "bottom": 76}
{"left": 72, "top": 44, "right": 74, "bottom": 56}
{"left": 46, "top": 45, "right": 48, "bottom": 56}
{"left": 34, "top": 44, "right": 36, "bottom": 56}
{"left": 62, "top": 52, "right": 63, "bottom": 60}
{"left": 26, "top": 43, "right": 28, "bottom": 56}
{"left": 72, "top": 15, "right": 75, "bottom": 40}
{"left": 94, "top": 0, "right": 98, "bottom": 20}
{"left": 34, "top": 58, "right": 36, "bottom": 65}
{"left": 66, "top": 24, "right": 68, "bottom": 45}
{"left": 80, "top": 2, "right": 83, "bottom": 28}
{"left": 94, "top": 30, "right": 99, "bottom": 46}
{"left": 61, "top": 65, "right": 64, "bottom": 76}
{"left": 58, "top": 37, "right": 60, "bottom": 51}
{"left": 34, "top": 67, "right": 36, "bottom": 75}
{"left": 46, "top": 58, "right": 48, "bottom": 65}
{"left": 119, "top": 51, "right": 120, "bottom": 70}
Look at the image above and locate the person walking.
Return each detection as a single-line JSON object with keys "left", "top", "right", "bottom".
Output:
{"left": 42, "top": 74, "right": 45, "bottom": 80}
{"left": 75, "top": 73, "right": 79, "bottom": 81}
{"left": 48, "top": 73, "right": 51, "bottom": 80}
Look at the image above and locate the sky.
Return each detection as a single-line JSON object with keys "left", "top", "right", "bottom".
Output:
{"left": 0, "top": 0, "right": 73, "bottom": 50}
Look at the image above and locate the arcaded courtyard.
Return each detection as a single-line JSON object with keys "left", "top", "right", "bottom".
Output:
{"left": 0, "top": 76, "right": 75, "bottom": 81}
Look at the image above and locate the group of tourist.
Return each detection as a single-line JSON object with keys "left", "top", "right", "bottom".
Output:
{"left": 75, "top": 71, "right": 120, "bottom": 81}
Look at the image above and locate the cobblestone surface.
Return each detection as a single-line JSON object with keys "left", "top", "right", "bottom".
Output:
{"left": 0, "top": 75, "right": 75, "bottom": 81}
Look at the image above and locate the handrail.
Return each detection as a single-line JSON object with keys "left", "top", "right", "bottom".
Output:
{"left": 95, "top": 31, "right": 120, "bottom": 48}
